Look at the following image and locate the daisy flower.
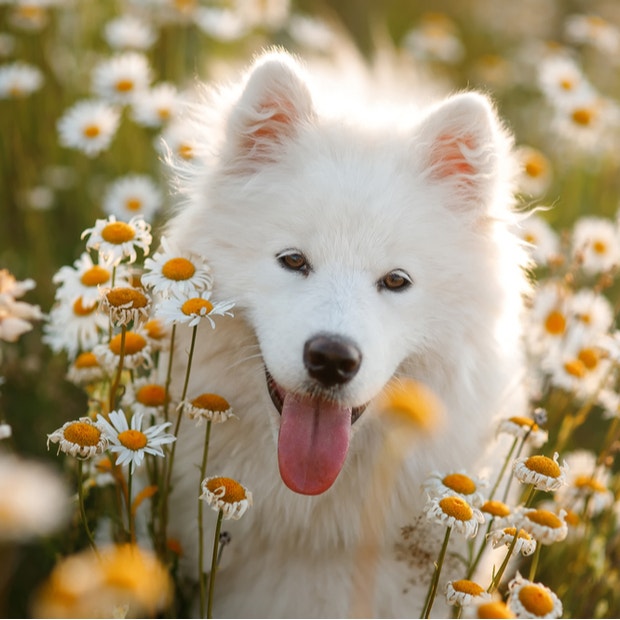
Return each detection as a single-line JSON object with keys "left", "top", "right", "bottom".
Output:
{"left": 506, "top": 573, "right": 562, "bottom": 619}
{"left": 513, "top": 452, "right": 568, "bottom": 492}
{"left": 514, "top": 146, "right": 552, "bottom": 198}
{"left": 554, "top": 450, "right": 613, "bottom": 517}
{"left": 567, "top": 288, "right": 614, "bottom": 337}
{"left": 445, "top": 579, "right": 491, "bottom": 608}
{"left": 103, "top": 15, "right": 156, "bottom": 50}
{"left": 0, "top": 454, "right": 70, "bottom": 542}
{"left": 8, "top": 1, "right": 50, "bottom": 32}
{"left": 537, "top": 55, "right": 592, "bottom": 107}
{"left": 475, "top": 600, "right": 516, "bottom": 619}
{"left": 200, "top": 476, "right": 252, "bottom": 520}
{"left": 141, "top": 236, "right": 212, "bottom": 298}
{"left": 122, "top": 377, "right": 171, "bottom": 419}
{"left": 497, "top": 415, "right": 548, "bottom": 448}
{"left": 142, "top": 318, "right": 171, "bottom": 352}
{"left": 96, "top": 410, "right": 176, "bottom": 473}
{"left": 93, "top": 328, "right": 153, "bottom": 372}
{"left": 52, "top": 252, "right": 131, "bottom": 306}
{"left": 92, "top": 52, "right": 151, "bottom": 104}
{"left": 287, "top": 14, "right": 337, "bottom": 52}
{"left": 517, "top": 508, "right": 568, "bottom": 545}
{"left": 526, "top": 281, "right": 571, "bottom": 357}
{"left": 155, "top": 291, "right": 234, "bottom": 329}
{"left": 66, "top": 350, "right": 106, "bottom": 386}
{"left": 403, "top": 13, "right": 464, "bottom": 64}
{"left": 0, "top": 289, "right": 43, "bottom": 343}
{"left": 423, "top": 470, "right": 486, "bottom": 507}
{"left": 159, "top": 118, "right": 202, "bottom": 162}
{"left": 0, "top": 61, "right": 43, "bottom": 98}
{"left": 565, "top": 14, "right": 620, "bottom": 56}
{"left": 102, "top": 174, "right": 164, "bottom": 222}
{"left": 480, "top": 499, "right": 511, "bottom": 520}
{"left": 194, "top": 8, "right": 249, "bottom": 42}
{"left": 47, "top": 417, "right": 109, "bottom": 459}
{"left": 572, "top": 216, "right": 620, "bottom": 276}
{"left": 43, "top": 297, "right": 109, "bottom": 360}
{"left": 81, "top": 215, "right": 152, "bottom": 266}
{"left": 489, "top": 526, "right": 537, "bottom": 557}
{"left": 100, "top": 285, "right": 151, "bottom": 327}
{"left": 425, "top": 495, "right": 485, "bottom": 539}
{"left": 57, "top": 99, "right": 120, "bottom": 157}
{"left": 516, "top": 213, "right": 560, "bottom": 267}
{"left": 131, "top": 82, "right": 181, "bottom": 128}
{"left": 181, "top": 392, "right": 236, "bottom": 426}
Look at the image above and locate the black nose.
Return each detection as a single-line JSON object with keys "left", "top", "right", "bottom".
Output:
{"left": 303, "top": 334, "right": 362, "bottom": 387}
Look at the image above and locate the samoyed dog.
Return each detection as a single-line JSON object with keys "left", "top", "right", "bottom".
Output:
{"left": 165, "top": 47, "right": 528, "bottom": 618}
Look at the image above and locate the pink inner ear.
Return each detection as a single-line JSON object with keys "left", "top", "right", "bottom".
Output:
{"left": 430, "top": 133, "right": 477, "bottom": 177}
{"left": 240, "top": 99, "right": 298, "bottom": 157}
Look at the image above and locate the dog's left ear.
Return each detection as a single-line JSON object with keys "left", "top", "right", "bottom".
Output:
{"left": 223, "top": 51, "right": 315, "bottom": 173}
{"left": 414, "top": 92, "right": 511, "bottom": 214}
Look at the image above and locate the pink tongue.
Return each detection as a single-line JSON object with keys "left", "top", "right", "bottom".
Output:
{"left": 277, "top": 392, "right": 352, "bottom": 495}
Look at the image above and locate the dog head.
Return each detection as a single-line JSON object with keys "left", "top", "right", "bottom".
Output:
{"left": 171, "top": 50, "right": 521, "bottom": 495}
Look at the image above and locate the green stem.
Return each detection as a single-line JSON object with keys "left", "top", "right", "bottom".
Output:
{"left": 128, "top": 466, "right": 135, "bottom": 543}
{"left": 207, "top": 509, "right": 224, "bottom": 619}
{"left": 528, "top": 543, "right": 541, "bottom": 581}
{"left": 421, "top": 526, "right": 452, "bottom": 619}
{"left": 163, "top": 324, "right": 177, "bottom": 424}
{"left": 108, "top": 324, "right": 127, "bottom": 412}
{"left": 501, "top": 435, "right": 529, "bottom": 504}
{"left": 467, "top": 518, "right": 493, "bottom": 580}
{"left": 77, "top": 460, "right": 98, "bottom": 553}
{"left": 487, "top": 531, "right": 518, "bottom": 593}
{"left": 489, "top": 437, "right": 518, "bottom": 501}
{"left": 199, "top": 420, "right": 213, "bottom": 618}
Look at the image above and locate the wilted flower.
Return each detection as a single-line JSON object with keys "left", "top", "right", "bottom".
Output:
{"left": 423, "top": 470, "right": 486, "bottom": 507}
{"left": 182, "top": 392, "right": 236, "bottom": 426}
{"left": 513, "top": 452, "right": 568, "bottom": 492}
{"left": 489, "top": 526, "right": 537, "bottom": 557}
{"left": 425, "top": 495, "right": 485, "bottom": 539}
{"left": 497, "top": 416, "right": 548, "bottom": 448}
{"left": 200, "top": 475, "right": 252, "bottom": 520}
{"left": 445, "top": 579, "right": 491, "bottom": 607}
{"left": 47, "top": 417, "right": 109, "bottom": 459}
{"left": 506, "top": 572, "right": 562, "bottom": 619}
{"left": 100, "top": 285, "right": 151, "bottom": 326}
{"left": 517, "top": 508, "right": 568, "bottom": 545}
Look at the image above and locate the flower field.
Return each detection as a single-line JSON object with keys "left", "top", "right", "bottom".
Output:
{"left": 1, "top": 0, "right": 620, "bottom": 617}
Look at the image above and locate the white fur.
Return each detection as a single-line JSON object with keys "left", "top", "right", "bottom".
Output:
{"left": 165, "top": 48, "right": 529, "bottom": 618}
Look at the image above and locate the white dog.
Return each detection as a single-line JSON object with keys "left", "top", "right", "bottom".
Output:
{"left": 165, "top": 48, "right": 528, "bottom": 618}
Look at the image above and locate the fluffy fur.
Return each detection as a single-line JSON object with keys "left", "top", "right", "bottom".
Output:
{"left": 164, "top": 48, "right": 529, "bottom": 618}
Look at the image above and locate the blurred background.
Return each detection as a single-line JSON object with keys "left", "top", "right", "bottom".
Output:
{"left": 1, "top": 0, "right": 620, "bottom": 616}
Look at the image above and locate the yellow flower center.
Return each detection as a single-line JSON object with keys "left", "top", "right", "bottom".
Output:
{"left": 592, "top": 239, "right": 607, "bottom": 254}
{"left": 572, "top": 106, "right": 595, "bottom": 127}
{"left": 136, "top": 384, "right": 167, "bottom": 407}
{"left": 578, "top": 347, "right": 599, "bottom": 370}
{"left": 503, "top": 527, "right": 532, "bottom": 540}
{"left": 524, "top": 455, "right": 561, "bottom": 478}
{"left": 101, "top": 221, "right": 136, "bottom": 244}
{"left": 526, "top": 509, "right": 563, "bottom": 529}
{"left": 524, "top": 152, "right": 547, "bottom": 178}
{"left": 191, "top": 393, "right": 231, "bottom": 412}
{"left": 477, "top": 601, "right": 515, "bottom": 619}
{"left": 157, "top": 107, "right": 171, "bottom": 120}
{"left": 181, "top": 298, "right": 213, "bottom": 316}
{"left": 115, "top": 79, "right": 135, "bottom": 93}
{"left": 518, "top": 584, "right": 554, "bottom": 616}
{"left": 564, "top": 509, "right": 580, "bottom": 527}
{"left": 73, "top": 296, "right": 97, "bottom": 316}
{"left": 161, "top": 257, "right": 196, "bottom": 281}
{"left": 560, "top": 78, "right": 575, "bottom": 91}
{"left": 564, "top": 359, "right": 586, "bottom": 378}
{"left": 109, "top": 331, "right": 147, "bottom": 355}
{"left": 523, "top": 232, "right": 536, "bottom": 244}
{"left": 205, "top": 477, "right": 247, "bottom": 503}
{"left": 83, "top": 124, "right": 101, "bottom": 138}
{"left": 574, "top": 475, "right": 607, "bottom": 494}
{"left": 118, "top": 429, "right": 148, "bottom": 450}
{"left": 64, "top": 421, "right": 102, "bottom": 447}
{"left": 438, "top": 496, "right": 473, "bottom": 521}
{"left": 106, "top": 287, "right": 149, "bottom": 309}
{"left": 508, "top": 416, "right": 539, "bottom": 432}
{"left": 452, "top": 579, "right": 484, "bottom": 596}
{"left": 80, "top": 265, "right": 111, "bottom": 287}
{"left": 125, "top": 197, "right": 142, "bottom": 212}
{"left": 442, "top": 473, "right": 476, "bottom": 495}
{"left": 177, "top": 143, "right": 194, "bottom": 160}
{"left": 144, "top": 319, "right": 166, "bottom": 340}
{"left": 74, "top": 351, "right": 99, "bottom": 369}
{"left": 481, "top": 500, "right": 510, "bottom": 518}
{"left": 544, "top": 310, "right": 566, "bottom": 335}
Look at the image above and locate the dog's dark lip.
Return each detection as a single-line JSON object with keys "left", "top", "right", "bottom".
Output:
{"left": 265, "top": 370, "right": 367, "bottom": 424}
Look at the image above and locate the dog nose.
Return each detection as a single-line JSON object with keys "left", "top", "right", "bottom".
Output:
{"left": 303, "top": 334, "right": 362, "bottom": 387}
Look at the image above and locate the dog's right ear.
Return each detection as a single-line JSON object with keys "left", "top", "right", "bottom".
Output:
{"left": 223, "top": 51, "right": 315, "bottom": 173}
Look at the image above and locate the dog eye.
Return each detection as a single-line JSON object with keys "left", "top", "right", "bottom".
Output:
{"left": 276, "top": 249, "right": 311, "bottom": 275}
{"left": 378, "top": 269, "right": 412, "bottom": 292}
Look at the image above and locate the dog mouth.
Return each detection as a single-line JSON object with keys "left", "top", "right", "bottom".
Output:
{"left": 265, "top": 370, "right": 369, "bottom": 496}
